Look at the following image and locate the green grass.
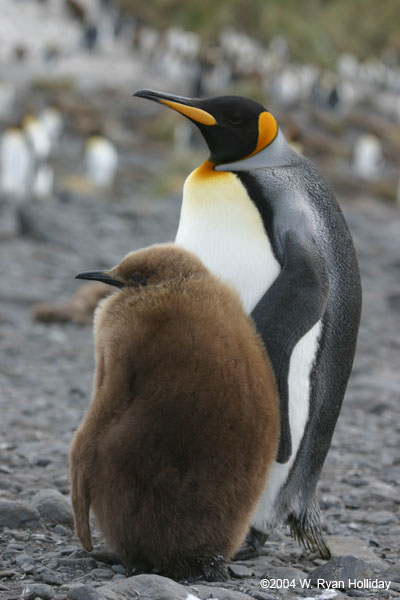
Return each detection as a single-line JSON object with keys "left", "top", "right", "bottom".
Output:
{"left": 117, "top": 0, "right": 399, "bottom": 66}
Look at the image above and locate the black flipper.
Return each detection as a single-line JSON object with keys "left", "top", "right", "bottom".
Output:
{"left": 251, "top": 232, "right": 330, "bottom": 464}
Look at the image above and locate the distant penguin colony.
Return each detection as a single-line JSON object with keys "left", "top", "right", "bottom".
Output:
{"left": 70, "top": 243, "right": 279, "bottom": 581}
{"left": 0, "top": 108, "right": 63, "bottom": 201}
{"left": 133, "top": 90, "right": 362, "bottom": 559}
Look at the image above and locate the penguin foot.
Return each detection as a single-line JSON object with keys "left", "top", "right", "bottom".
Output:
{"left": 287, "top": 504, "right": 331, "bottom": 559}
{"left": 233, "top": 527, "right": 268, "bottom": 560}
{"left": 198, "top": 554, "right": 228, "bottom": 582}
{"left": 172, "top": 553, "right": 228, "bottom": 582}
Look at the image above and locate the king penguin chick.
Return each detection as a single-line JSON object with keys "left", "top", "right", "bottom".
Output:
{"left": 133, "top": 90, "right": 362, "bottom": 560}
{"left": 70, "top": 243, "right": 279, "bottom": 582}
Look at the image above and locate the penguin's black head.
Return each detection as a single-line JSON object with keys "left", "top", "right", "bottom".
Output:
{"left": 76, "top": 244, "right": 207, "bottom": 290}
{"left": 133, "top": 89, "right": 278, "bottom": 165}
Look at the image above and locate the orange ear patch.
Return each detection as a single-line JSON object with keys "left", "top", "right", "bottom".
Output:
{"left": 249, "top": 111, "right": 278, "bottom": 157}
{"left": 159, "top": 100, "right": 217, "bottom": 126}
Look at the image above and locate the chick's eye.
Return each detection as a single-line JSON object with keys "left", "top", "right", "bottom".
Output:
{"left": 130, "top": 272, "right": 147, "bottom": 286}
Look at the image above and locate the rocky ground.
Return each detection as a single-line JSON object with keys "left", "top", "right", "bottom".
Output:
{"left": 1, "top": 105, "right": 400, "bottom": 599}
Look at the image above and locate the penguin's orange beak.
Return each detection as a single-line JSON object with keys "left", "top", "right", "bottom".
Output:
{"left": 133, "top": 89, "right": 217, "bottom": 126}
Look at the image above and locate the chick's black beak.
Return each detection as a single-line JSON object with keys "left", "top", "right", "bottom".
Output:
{"left": 133, "top": 89, "right": 217, "bottom": 126}
{"left": 75, "top": 271, "right": 124, "bottom": 289}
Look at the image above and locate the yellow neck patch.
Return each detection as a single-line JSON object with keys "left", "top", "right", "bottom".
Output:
{"left": 189, "top": 160, "right": 218, "bottom": 180}
{"left": 159, "top": 99, "right": 216, "bottom": 126}
{"left": 247, "top": 111, "right": 278, "bottom": 158}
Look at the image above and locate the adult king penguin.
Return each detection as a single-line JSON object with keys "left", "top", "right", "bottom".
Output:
{"left": 133, "top": 90, "right": 362, "bottom": 558}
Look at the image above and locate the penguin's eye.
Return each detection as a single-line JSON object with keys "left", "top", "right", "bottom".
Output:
{"left": 226, "top": 112, "right": 243, "bottom": 126}
{"left": 130, "top": 272, "right": 147, "bottom": 286}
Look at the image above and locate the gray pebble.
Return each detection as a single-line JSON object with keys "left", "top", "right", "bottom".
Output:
{"left": 249, "top": 593, "right": 275, "bottom": 600}
{"left": 111, "top": 564, "right": 126, "bottom": 574}
{"left": 229, "top": 564, "right": 255, "bottom": 578}
{"left": 11, "top": 530, "right": 31, "bottom": 541}
{"left": 53, "top": 476, "right": 70, "bottom": 494}
{"left": 54, "top": 524, "right": 69, "bottom": 535}
{"left": 15, "top": 553, "right": 34, "bottom": 566}
{"left": 93, "top": 567, "right": 114, "bottom": 578}
{"left": 21, "top": 563, "right": 35, "bottom": 573}
{"left": 0, "top": 570, "right": 16, "bottom": 578}
{"left": 67, "top": 584, "right": 102, "bottom": 600}
{"left": 57, "top": 557, "right": 98, "bottom": 569}
{"left": 67, "top": 549, "right": 93, "bottom": 559}
{"left": 22, "top": 583, "right": 55, "bottom": 599}
{"left": 31, "top": 489, "right": 74, "bottom": 527}
{"left": 261, "top": 566, "right": 307, "bottom": 584}
{"left": 35, "top": 457, "right": 52, "bottom": 467}
{"left": 364, "top": 511, "right": 394, "bottom": 525}
{"left": 41, "top": 572, "right": 64, "bottom": 585}
{"left": 0, "top": 499, "right": 41, "bottom": 530}
{"left": 310, "top": 555, "right": 373, "bottom": 590}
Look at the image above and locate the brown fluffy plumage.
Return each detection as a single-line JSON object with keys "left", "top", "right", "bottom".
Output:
{"left": 69, "top": 243, "right": 279, "bottom": 581}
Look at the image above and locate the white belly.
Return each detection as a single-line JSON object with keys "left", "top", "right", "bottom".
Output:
{"left": 175, "top": 167, "right": 280, "bottom": 313}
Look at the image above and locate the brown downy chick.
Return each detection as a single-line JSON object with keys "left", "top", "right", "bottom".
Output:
{"left": 69, "top": 243, "right": 279, "bottom": 582}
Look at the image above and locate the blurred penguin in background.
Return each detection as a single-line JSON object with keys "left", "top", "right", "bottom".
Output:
{"left": 352, "top": 133, "right": 384, "bottom": 180}
{"left": 84, "top": 132, "right": 118, "bottom": 188}
{"left": 23, "top": 111, "right": 54, "bottom": 200}
{"left": 0, "top": 124, "right": 33, "bottom": 198}
{"left": 39, "top": 106, "right": 64, "bottom": 151}
{"left": 23, "top": 112, "right": 51, "bottom": 162}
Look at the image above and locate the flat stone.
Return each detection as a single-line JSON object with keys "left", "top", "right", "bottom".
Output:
{"left": 228, "top": 563, "right": 255, "bottom": 578}
{"left": 310, "top": 555, "right": 373, "bottom": 590}
{"left": 260, "top": 566, "right": 307, "bottom": 584}
{"left": 363, "top": 511, "right": 394, "bottom": 525}
{"left": 0, "top": 570, "right": 16, "bottom": 578}
{"left": 328, "top": 535, "right": 386, "bottom": 567}
{"left": 194, "top": 583, "right": 254, "bottom": 599}
{"left": 111, "top": 564, "right": 126, "bottom": 574}
{"left": 15, "top": 553, "right": 34, "bottom": 566}
{"left": 54, "top": 524, "right": 69, "bottom": 535}
{"left": 31, "top": 489, "right": 74, "bottom": 527}
{"left": 0, "top": 499, "right": 41, "bottom": 530}
{"left": 67, "top": 585, "right": 103, "bottom": 600}
{"left": 93, "top": 567, "right": 115, "bottom": 578}
{"left": 57, "top": 557, "right": 98, "bottom": 569}
{"left": 250, "top": 592, "right": 275, "bottom": 600}
{"left": 70, "top": 574, "right": 255, "bottom": 599}
{"left": 22, "top": 583, "right": 55, "bottom": 599}
{"left": 42, "top": 572, "right": 64, "bottom": 585}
